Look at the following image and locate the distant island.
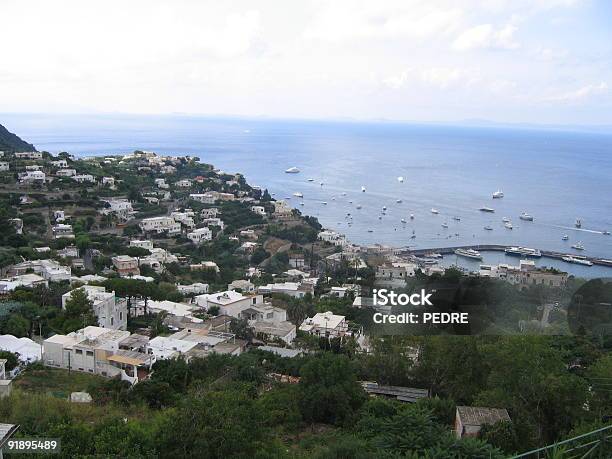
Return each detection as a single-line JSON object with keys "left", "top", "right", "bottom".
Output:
{"left": 0, "top": 123, "right": 37, "bottom": 153}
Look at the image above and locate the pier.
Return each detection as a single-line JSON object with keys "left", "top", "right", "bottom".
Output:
{"left": 401, "top": 244, "right": 612, "bottom": 268}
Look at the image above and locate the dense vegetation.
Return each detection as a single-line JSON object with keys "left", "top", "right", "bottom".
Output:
{"left": 0, "top": 123, "right": 36, "bottom": 152}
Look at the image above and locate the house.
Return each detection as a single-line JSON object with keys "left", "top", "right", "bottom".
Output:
{"left": 175, "top": 179, "right": 192, "bottom": 188}
{"left": 200, "top": 208, "right": 219, "bottom": 218}
{"left": 51, "top": 159, "right": 68, "bottom": 168}
{"left": 289, "top": 256, "right": 306, "bottom": 269}
{"left": 194, "top": 290, "right": 263, "bottom": 317}
{"left": 155, "top": 178, "right": 169, "bottom": 189}
{"left": 0, "top": 334, "right": 42, "bottom": 363}
{"left": 100, "top": 199, "right": 134, "bottom": 221}
{"left": 139, "top": 216, "right": 181, "bottom": 234}
{"left": 58, "top": 245, "right": 79, "bottom": 258}
{"left": 455, "top": 406, "right": 511, "bottom": 438}
{"left": 146, "top": 336, "right": 198, "bottom": 360}
{"left": 52, "top": 223, "right": 75, "bottom": 239}
{"left": 273, "top": 200, "right": 293, "bottom": 219}
{"left": 189, "top": 193, "right": 215, "bottom": 204}
{"left": 62, "top": 286, "right": 128, "bottom": 330}
{"left": 201, "top": 217, "right": 224, "bottom": 231}
{"left": 171, "top": 210, "right": 196, "bottom": 228}
{"left": 228, "top": 279, "right": 255, "bottom": 293}
{"left": 135, "top": 300, "right": 201, "bottom": 322}
{"left": 252, "top": 320, "right": 296, "bottom": 344}
{"left": 56, "top": 168, "right": 77, "bottom": 177}
{"left": 190, "top": 261, "right": 219, "bottom": 272}
{"left": 299, "top": 312, "right": 349, "bottom": 338}
{"left": 177, "top": 283, "right": 209, "bottom": 295}
{"left": 240, "top": 229, "right": 257, "bottom": 239}
{"left": 15, "top": 151, "right": 42, "bottom": 159}
{"left": 258, "top": 281, "right": 314, "bottom": 298}
{"left": 19, "top": 170, "right": 46, "bottom": 183}
{"left": 187, "top": 227, "right": 212, "bottom": 244}
{"left": 111, "top": 255, "right": 140, "bottom": 277}
{"left": 0, "top": 274, "right": 48, "bottom": 293}
{"left": 375, "top": 262, "right": 418, "bottom": 288}
{"left": 240, "top": 241, "right": 258, "bottom": 253}
{"left": 129, "top": 239, "right": 154, "bottom": 251}
{"left": 73, "top": 174, "right": 96, "bottom": 183}
{"left": 7, "top": 259, "right": 71, "bottom": 282}
{"left": 42, "top": 326, "right": 154, "bottom": 384}
{"left": 318, "top": 230, "right": 347, "bottom": 246}
{"left": 250, "top": 205, "right": 266, "bottom": 216}
{"left": 53, "top": 210, "right": 66, "bottom": 222}
{"left": 101, "top": 176, "right": 115, "bottom": 186}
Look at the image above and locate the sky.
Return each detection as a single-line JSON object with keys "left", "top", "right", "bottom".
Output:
{"left": 1, "top": 0, "right": 612, "bottom": 125}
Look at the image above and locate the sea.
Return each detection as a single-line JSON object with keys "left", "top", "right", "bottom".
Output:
{"left": 3, "top": 113, "right": 612, "bottom": 279}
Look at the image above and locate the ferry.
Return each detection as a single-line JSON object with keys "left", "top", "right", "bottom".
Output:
{"left": 505, "top": 246, "right": 542, "bottom": 258}
{"left": 479, "top": 207, "right": 495, "bottom": 213}
{"left": 492, "top": 190, "right": 504, "bottom": 199}
{"left": 293, "top": 192, "right": 303, "bottom": 198}
{"left": 572, "top": 242, "right": 585, "bottom": 251}
{"left": 431, "top": 208, "right": 439, "bottom": 214}
{"left": 504, "top": 222, "right": 513, "bottom": 229}
{"left": 575, "top": 219, "right": 582, "bottom": 228}
{"left": 520, "top": 213, "right": 534, "bottom": 221}
{"left": 562, "top": 255, "right": 592, "bottom": 266}
{"left": 455, "top": 248, "right": 483, "bottom": 260}
{"left": 285, "top": 167, "right": 300, "bottom": 173}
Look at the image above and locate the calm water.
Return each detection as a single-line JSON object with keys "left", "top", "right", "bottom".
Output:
{"left": 3, "top": 113, "right": 612, "bottom": 278}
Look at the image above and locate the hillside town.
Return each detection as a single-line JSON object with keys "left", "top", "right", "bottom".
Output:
{"left": 0, "top": 146, "right": 609, "bottom": 457}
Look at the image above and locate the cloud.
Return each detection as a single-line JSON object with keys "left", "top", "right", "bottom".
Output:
{"left": 545, "top": 82, "right": 609, "bottom": 102}
{"left": 452, "top": 23, "right": 520, "bottom": 51}
{"left": 382, "top": 67, "right": 481, "bottom": 90}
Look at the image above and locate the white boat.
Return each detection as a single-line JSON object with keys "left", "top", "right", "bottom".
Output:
{"left": 479, "top": 207, "right": 495, "bottom": 213}
{"left": 484, "top": 225, "right": 493, "bottom": 231}
{"left": 356, "top": 205, "right": 362, "bottom": 209}
{"left": 604, "top": 231, "right": 611, "bottom": 235}
{"left": 572, "top": 242, "right": 585, "bottom": 251}
{"left": 431, "top": 208, "right": 439, "bottom": 214}
{"left": 425, "top": 253, "right": 443, "bottom": 259}
{"left": 562, "top": 255, "right": 592, "bottom": 266}
{"left": 504, "top": 222, "right": 513, "bottom": 229}
{"left": 300, "top": 202, "right": 305, "bottom": 206}
{"left": 293, "top": 192, "right": 303, "bottom": 198}
{"left": 442, "top": 222, "right": 449, "bottom": 228}
{"left": 502, "top": 217, "right": 510, "bottom": 223}
{"left": 575, "top": 219, "right": 582, "bottom": 228}
{"left": 397, "top": 176, "right": 404, "bottom": 183}
{"left": 492, "top": 190, "right": 504, "bottom": 199}
{"left": 452, "top": 216, "right": 461, "bottom": 222}
{"left": 401, "top": 218, "right": 406, "bottom": 223}
{"left": 361, "top": 186, "right": 366, "bottom": 192}
{"left": 285, "top": 167, "right": 300, "bottom": 173}
{"left": 396, "top": 199, "right": 402, "bottom": 203}
{"left": 505, "top": 247, "right": 541, "bottom": 258}
{"left": 562, "top": 234, "right": 569, "bottom": 241}
{"left": 321, "top": 201, "right": 328, "bottom": 205}
{"left": 341, "top": 192, "right": 347, "bottom": 196}
{"left": 455, "top": 248, "right": 483, "bottom": 260}
{"left": 382, "top": 206, "right": 387, "bottom": 211}
{"left": 307, "top": 178, "right": 314, "bottom": 182}
{"left": 410, "top": 214, "right": 415, "bottom": 219}
{"left": 520, "top": 213, "right": 534, "bottom": 221}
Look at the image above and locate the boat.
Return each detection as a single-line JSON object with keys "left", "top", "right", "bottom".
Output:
{"left": 307, "top": 178, "right": 314, "bottom": 182}
{"left": 502, "top": 217, "right": 510, "bottom": 223}
{"left": 504, "top": 222, "right": 513, "bottom": 229}
{"left": 367, "top": 230, "right": 374, "bottom": 233}
{"left": 479, "top": 207, "right": 495, "bottom": 213}
{"left": 520, "top": 213, "right": 534, "bottom": 221}
{"left": 603, "top": 231, "right": 610, "bottom": 235}
{"left": 285, "top": 167, "right": 300, "bottom": 173}
{"left": 484, "top": 225, "right": 493, "bottom": 231}
{"left": 382, "top": 206, "right": 387, "bottom": 211}
{"left": 455, "top": 248, "right": 483, "bottom": 260}
{"left": 398, "top": 176, "right": 404, "bottom": 183}
{"left": 431, "top": 208, "right": 439, "bottom": 214}
{"left": 572, "top": 242, "right": 585, "bottom": 251}
{"left": 300, "top": 202, "right": 305, "bottom": 206}
{"left": 425, "top": 253, "right": 443, "bottom": 259}
{"left": 575, "top": 219, "right": 582, "bottom": 228}
{"left": 562, "top": 234, "right": 569, "bottom": 240}
{"left": 442, "top": 222, "right": 449, "bottom": 228}
{"left": 410, "top": 214, "right": 414, "bottom": 219}
{"left": 321, "top": 201, "right": 328, "bottom": 205}
{"left": 401, "top": 218, "right": 406, "bottom": 223}
{"left": 453, "top": 216, "right": 461, "bottom": 221}
{"left": 505, "top": 246, "right": 542, "bottom": 258}
{"left": 562, "top": 255, "right": 592, "bottom": 266}
{"left": 492, "top": 190, "right": 504, "bottom": 199}
{"left": 356, "top": 205, "right": 362, "bottom": 209}
{"left": 361, "top": 186, "right": 366, "bottom": 192}
{"left": 293, "top": 192, "right": 303, "bottom": 198}
{"left": 396, "top": 199, "right": 402, "bottom": 203}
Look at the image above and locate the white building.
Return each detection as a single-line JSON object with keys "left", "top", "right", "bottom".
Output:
{"left": 258, "top": 281, "right": 314, "bottom": 298}
{"left": 51, "top": 159, "right": 68, "bottom": 168}
{"left": 19, "top": 170, "right": 45, "bottom": 183}
{"left": 177, "top": 283, "right": 209, "bottom": 295}
{"left": 228, "top": 279, "right": 255, "bottom": 293}
{"left": 175, "top": 179, "right": 192, "bottom": 188}
{"left": 170, "top": 210, "right": 196, "bottom": 228}
{"left": 52, "top": 223, "right": 75, "bottom": 239}
{"left": 139, "top": 216, "right": 181, "bottom": 234}
{"left": 111, "top": 255, "right": 140, "bottom": 277}
{"left": 187, "top": 227, "right": 213, "bottom": 244}
{"left": 189, "top": 193, "right": 215, "bottom": 204}
{"left": 62, "top": 286, "right": 127, "bottom": 330}
{"left": 0, "top": 274, "right": 48, "bottom": 293}
{"left": 250, "top": 205, "right": 266, "bottom": 216}
{"left": 146, "top": 336, "right": 198, "bottom": 360}
{"left": 15, "top": 151, "right": 42, "bottom": 159}
{"left": 73, "top": 174, "right": 95, "bottom": 183}
{"left": 299, "top": 312, "right": 349, "bottom": 338}
{"left": 8, "top": 259, "right": 71, "bottom": 282}
{"left": 100, "top": 199, "right": 134, "bottom": 220}
{"left": 0, "top": 335, "right": 42, "bottom": 363}
{"left": 129, "top": 239, "right": 154, "bottom": 251}
{"left": 194, "top": 290, "right": 263, "bottom": 317}
{"left": 56, "top": 168, "right": 77, "bottom": 177}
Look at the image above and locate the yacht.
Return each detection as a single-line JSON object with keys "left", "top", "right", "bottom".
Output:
{"left": 455, "top": 248, "right": 483, "bottom": 260}
{"left": 401, "top": 218, "right": 406, "bottom": 223}
{"left": 520, "top": 213, "right": 534, "bottom": 221}
{"left": 425, "top": 253, "right": 443, "bottom": 259}
{"left": 572, "top": 242, "right": 585, "bottom": 251}
{"left": 492, "top": 190, "right": 504, "bottom": 199}
{"left": 431, "top": 208, "right": 439, "bottom": 214}
{"left": 504, "top": 222, "right": 513, "bottom": 229}
{"left": 293, "top": 192, "right": 303, "bottom": 198}
{"left": 575, "top": 219, "right": 582, "bottom": 228}
{"left": 479, "top": 207, "right": 495, "bottom": 213}
{"left": 453, "top": 216, "right": 461, "bottom": 221}
{"left": 562, "top": 255, "right": 592, "bottom": 266}
{"left": 397, "top": 176, "right": 404, "bottom": 183}
{"left": 502, "top": 217, "right": 510, "bottom": 223}
{"left": 562, "top": 234, "right": 569, "bottom": 241}
{"left": 321, "top": 201, "right": 328, "bottom": 205}
{"left": 505, "top": 247, "right": 542, "bottom": 258}
{"left": 285, "top": 167, "right": 300, "bottom": 173}
{"left": 307, "top": 178, "right": 314, "bottom": 182}
{"left": 484, "top": 225, "right": 493, "bottom": 231}
{"left": 361, "top": 186, "right": 366, "bottom": 192}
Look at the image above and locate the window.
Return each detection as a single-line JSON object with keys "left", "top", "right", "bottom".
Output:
{"left": 120, "top": 312, "right": 123, "bottom": 320}
{"left": 86, "top": 351, "right": 93, "bottom": 357}
{"left": 75, "top": 349, "right": 83, "bottom": 355}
